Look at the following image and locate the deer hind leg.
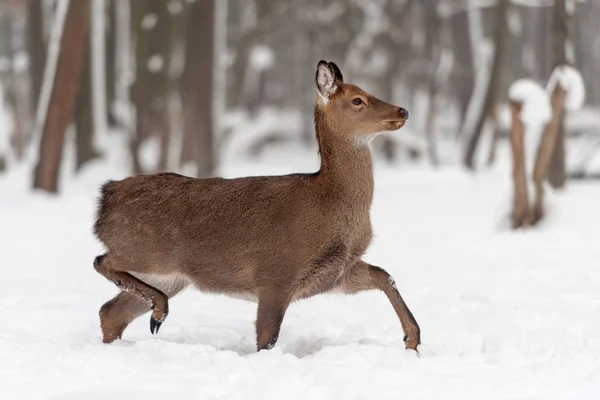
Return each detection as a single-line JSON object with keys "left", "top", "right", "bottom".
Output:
{"left": 338, "top": 260, "right": 421, "bottom": 351}
{"left": 98, "top": 291, "right": 149, "bottom": 343}
{"left": 94, "top": 254, "right": 187, "bottom": 342}
{"left": 255, "top": 288, "right": 290, "bottom": 351}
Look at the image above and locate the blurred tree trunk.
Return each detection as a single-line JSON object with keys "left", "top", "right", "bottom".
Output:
{"left": 75, "top": 32, "right": 100, "bottom": 171}
{"left": 509, "top": 101, "right": 531, "bottom": 228}
{"left": 5, "top": 6, "right": 28, "bottom": 161}
{"left": 130, "top": 0, "right": 176, "bottom": 173}
{"left": 105, "top": 0, "right": 118, "bottom": 127}
{"left": 228, "top": 0, "right": 270, "bottom": 109}
{"left": 463, "top": 0, "right": 510, "bottom": 169}
{"left": 548, "top": 0, "right": 571, "bottom": 189}
{"left": 423, "top": 1, "right": 441, "bottom": 167}
{"left": 130, "top": 0, "right": 151, "bottom": 174}
{"left": 181, "top": 0, "right": 215, "bottom": 177}
{"left": 28, "top": 0, "right": 46, "bottom": 115}
{"left": 449, "top": 11, "right": 474, "bottom": 134}
{"left": 532, "top": 84, "right": 567, "bottom": 223}
{"left": 33, "top": 0, "right": 91, "bottom": 193}
{"left": 151, "top": 1, "right": 176, "bottom": 172}
{"left": 486, "top": 106, "right": 502, "bottom": 165}
{"left": 378, "top": 0, "right": 413, "bottom": 161}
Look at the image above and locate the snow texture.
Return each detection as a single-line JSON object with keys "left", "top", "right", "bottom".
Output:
{"left": 509, "top": 79, "right": 552, "bottom": 126}
{"left": 546, "top": 65, "right": 585, "bottom": 112}
{"left": 1, "top": 136, "right": 600, "bottom": 399}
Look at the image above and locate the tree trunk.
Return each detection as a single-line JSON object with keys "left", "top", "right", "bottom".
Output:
{"left": 548, "top": 0, "right": 571, "bottom": 189}
{"left": 448, "top": 11, "right": 475, "bottom": 134}
{"left": 75, "top": 32, "right": 100, "bottom": 171}
{"left": 105, "top": 0, "right": 118, "bottom": 127}
{"left": 7, "top": 9, "right": 29, "bottom": 161}
{"left": 151, "top": 1, "right": 176, "bottom": 172}
{"left": 548, "top": 122, "right": 566, "bottom": 188}
{"left": 463, "top": 0, "right": 510, "bottom": 169}
{"left": 532, "top": 84, "right": 567, "bottom": 223}
{"left": 509, "top": 101, "right": 531, "bottom": 228}
{"left": 487, "top": 106, "right": 502, "bottom": 166}
{"left": 130, "top": 0, "right": 176, "bottom": 173}
{"left": 33, "top": 0, "right": 91, "bottom": 193}
{"left": 423, "top": 1, "right": 441, "bottom": 167}
{"left": 181, "top": 0, "right": 215, "bottom": 177}
{"left": 27, "top": 0, "right": 46, "bottom": 115}
{"left": 130, "top": 0, "right": 151, "bottom": 174}
{"left": 425, "top": 82, "right": 440, "bottom": 167}
{"left": 228, "top": 0, "right": 271, "bottom": 110}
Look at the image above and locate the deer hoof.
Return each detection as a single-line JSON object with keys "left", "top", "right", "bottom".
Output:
{"left": 403, "top": 335, "right": 420, "bottom": 352}
{"left": 150, "top": 315, "right": 163, "bottom": 335}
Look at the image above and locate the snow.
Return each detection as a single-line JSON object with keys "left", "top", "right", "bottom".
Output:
{"left": 141, "top": 13, "right": 158, "bottom": 31}
{"left": 508, "top": 79, "right": 552, "bottom": 126}
{"left": 146, "top": 54, "right": 164, "bottom": 73}
{"left": 249, "top": 45, "right": 274, "bottom": 71}
{"left": 13, "top": 51, "right": 29, "bottom": 73}
{"left": 167, "top": 0, "right": 183, "bottom": 15}
{"left": 220, "top": 107, "right": 304, "bottom": 163}
{"left": 2, "top": 138, "right": 600, "bottom": 399}
{"left": 546, "top": 65, "right": 585, "bottom": 112}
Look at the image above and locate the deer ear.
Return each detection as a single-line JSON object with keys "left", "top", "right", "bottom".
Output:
{"left": 315, "top": 60, "right": 339, "bottom": 101}
{"left": 328, "top": 62, "right": 344, "bottom": 83}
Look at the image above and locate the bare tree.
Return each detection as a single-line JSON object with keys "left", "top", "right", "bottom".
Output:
{"left": 75, "top": 31, "right": 100, "bottom": 171}
{"left": 423, "top": 0, "right": 442, "bottom": 166}
{"left": 181, "top": 0, "right": 216, "bottom": 177}
{"left": 105, "top": 0, "right": 118, "bottom": 127}
{"left": 27, "top": 0, "right": 46, "bottom": 114}
{"left": 33, "top": 0, "right": 91, "bottom": 193}
{"left": 509, "top": 100, "right": 531, "bottom": 228}
{"left": 532, "top": 83, "right": 567, "bottom": 223}
{"left": 548, "top": 0, "right": 572, "bottom": 189}
{"left": 130, "top": 0, "right": 177, "bottom": 173}
{"left": 463, "top": 0, "right": 510, "bottom": 169}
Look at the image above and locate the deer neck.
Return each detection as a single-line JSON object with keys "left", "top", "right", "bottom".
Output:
{"left": 314, "top": 108, "right": 374, "bottom": 208}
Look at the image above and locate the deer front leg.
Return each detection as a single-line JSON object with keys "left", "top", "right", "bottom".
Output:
{"left": 98, "top": 275, "right": 188, "bottom": 343}
{"left": 255, "top": 288, "right": 290, "bottom": 351}
{"left": 338, "top": 260, "right": 421, "bottom": 351}
{"left": 94, "top": 254, "right": 169, "bottom": 337}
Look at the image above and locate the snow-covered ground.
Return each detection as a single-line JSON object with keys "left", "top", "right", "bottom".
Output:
{"left": 1, "top": 140, "right": 600, "bottom": 400}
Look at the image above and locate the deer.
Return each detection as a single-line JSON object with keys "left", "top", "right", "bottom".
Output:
{"left": 93, "top": 60, "right": 421, "bottom": 352}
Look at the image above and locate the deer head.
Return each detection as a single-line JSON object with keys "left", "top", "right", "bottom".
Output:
{"left": 315, "top": 60, "right": 409, "bottom": 147}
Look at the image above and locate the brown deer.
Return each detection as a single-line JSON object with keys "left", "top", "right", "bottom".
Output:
{"left": 93, "top": 60, "right": 421, "bottom": 352}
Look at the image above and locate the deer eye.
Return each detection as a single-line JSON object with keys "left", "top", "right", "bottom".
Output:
{"left": 352, "top": 98, "right": 362, "bottom": 106}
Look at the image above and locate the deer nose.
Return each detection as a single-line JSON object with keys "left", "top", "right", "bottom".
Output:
{"left": 399, "top": 107, "right": 409, "bottom": 120}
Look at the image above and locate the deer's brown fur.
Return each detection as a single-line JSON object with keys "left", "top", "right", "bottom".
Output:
{"left": 93, "top": 61, "right": 421, "bottom": 351}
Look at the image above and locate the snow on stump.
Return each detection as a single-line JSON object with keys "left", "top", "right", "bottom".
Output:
{"left": 532, "top": 65, "right": 585, "bottom": 223}
{"left": 508, "top": 79, "right": 551, "bottom": 228}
